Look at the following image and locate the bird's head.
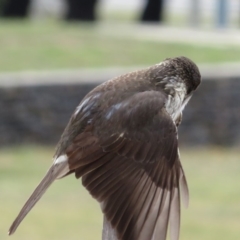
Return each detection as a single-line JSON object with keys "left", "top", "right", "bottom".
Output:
{"left": 163, "top": 56, "right": 201, "bottom": 95}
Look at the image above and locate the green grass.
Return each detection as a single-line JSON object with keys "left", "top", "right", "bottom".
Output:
{"left": 0, "top": 146, "right": 102, "bottom": 240}
{"left": 0, "top": 20, "right": 240, "bottom": 72}
{"left": 1, "top": 146, "right": 240, "bottom": 240}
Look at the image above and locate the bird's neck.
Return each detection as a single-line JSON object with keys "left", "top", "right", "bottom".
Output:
{"left": 164, "top": 82, "right": 187, "bottom": 122}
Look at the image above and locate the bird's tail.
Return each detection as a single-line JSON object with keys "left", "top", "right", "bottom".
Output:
{"left": 8, "top": 160, "right": 69, "bottom": 235}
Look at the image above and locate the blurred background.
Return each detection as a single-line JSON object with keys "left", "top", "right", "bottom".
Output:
{"left": 0, "top": 0, "right": 240, "bottom": 240}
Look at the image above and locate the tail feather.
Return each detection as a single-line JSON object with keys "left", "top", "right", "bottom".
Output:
{"left": 8, "top": 160, "right": 69, "bottom": 235}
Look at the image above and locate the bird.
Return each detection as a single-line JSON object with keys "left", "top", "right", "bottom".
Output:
{"left": 9, "top": 56, "right": 201, "bottom": 240}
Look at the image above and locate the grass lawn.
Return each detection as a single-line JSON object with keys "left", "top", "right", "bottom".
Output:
{"left": 0, "top": 146, "right": 240, "bottom": 240}
{"left": 0, "top": 20, "right": 240, "bottom": 73}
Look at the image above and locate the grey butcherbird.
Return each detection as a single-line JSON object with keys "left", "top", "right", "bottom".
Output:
{"left": 9, "top": 56, "right": 201, "bottom": 240}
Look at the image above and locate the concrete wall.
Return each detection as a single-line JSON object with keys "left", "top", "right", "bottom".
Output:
{"left": 180, "top": 76, "right": 240, "bottom": 146}
{"left": 1, "top": 67, "right": 240, "bottom": 147}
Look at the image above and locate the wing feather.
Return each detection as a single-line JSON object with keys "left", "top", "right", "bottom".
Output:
{"left": 65, "top": 91, "right": 189, "bottom": 240}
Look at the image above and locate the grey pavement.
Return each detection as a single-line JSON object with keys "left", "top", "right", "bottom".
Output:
{"left": 1, "top": 62, "right": 240, "bottom": 88}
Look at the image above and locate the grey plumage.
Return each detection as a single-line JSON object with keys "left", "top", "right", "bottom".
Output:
{"left": 9, "top": 56, "right": 201, "bottom": 240}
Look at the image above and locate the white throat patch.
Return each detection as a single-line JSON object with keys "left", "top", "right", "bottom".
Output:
{"left": 165, "top": 81, "right": 188, "bottom": 122}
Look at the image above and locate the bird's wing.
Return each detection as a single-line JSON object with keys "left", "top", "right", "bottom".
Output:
{"left": 67, "top": 91, "right": 189, "bottom": 240}
{"left": 9, "top": 90, "right": 189, "bottom": 240}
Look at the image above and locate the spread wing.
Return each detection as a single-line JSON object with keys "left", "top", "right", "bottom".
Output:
{"left": 66, "top": 91, "right": 189, "bottom": 240}
{"left": 8, "top": 90, "right": 188, "bottom": 239}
